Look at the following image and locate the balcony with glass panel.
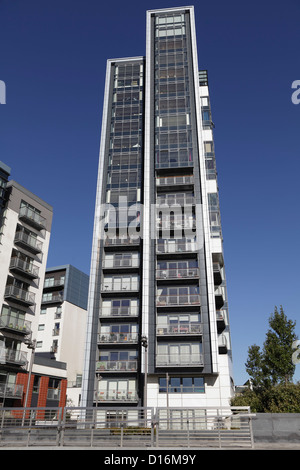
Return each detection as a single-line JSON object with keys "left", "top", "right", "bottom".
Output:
{"left": 102, "top": 253, "right": 139, "bottom": 272}
{"left": 156, "top": 343, "right": 203, "bottom": 368}
{"left": 0, "top": 306, "right": 32, "bottom": 336}
{"left": 4, "top": 285, "right": 35, "bottom": 307}
{"left": 98, "top": 332, "right": 139, "bottom": 345}
{"left": 104, "top": 236, "right": 141, "bottom": 250}
{"left": 156, "top": 237, "right": 197, "bottom": 256}
{"left": 0, "top": 383, "right": 24, "bottom": 399}
{"left": 14, "top": 230, "right": 42, "bottom": 254}
{"left": 100, "top": 299, "right": 139, "bottom": 318}
{"left": 156, "top": 174, "right": 194, "bottom": 191}
{"left": 216, "top": 310, "right": 226, "bottom": 332}
{"left": 101, "top": 275, "right": 139, "bottom": 294}
{"left": 156, "top": 261, "right": 199, "bottom": 283}
{"left": 215, "top": 286, "right": 225, "bottom": 309}
{"left": 97, "top": 378, "right": 138, "bottom": 403}
{"left": 96, "top": 359, "right": 138, "bottom": 373}
{"left": 157, "top": 314, "right": 202, "bottom": 337}
{"left": 156, "top": 286, "right": 201, "bottom": 308}
{"left": 3, "top": 347, "right": 28, "bottom": 368}
{"left": 9, "top": 257, "right": 39, "bottom": 280}
{"left": 156, "top": 192, "right": 195, "bottom": 208}
{"left": 19, "top": 206, "right": 46, "bottom": 230}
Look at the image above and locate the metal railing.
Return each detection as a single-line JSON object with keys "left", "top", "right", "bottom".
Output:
{"left": 157, "top": 323, "right": 202, "bottom": 335}
{"left": 98, "top": 332, "right": 139, "bottom": 344}
{"left": 156, "top": 267, "right": 199, "bottom": 280}
{"left": 95, "top": 360, "right": 138, "bottom": 372}
{"left": 4, "top": 286, "right": 35, "bottom": 306}
{"left": 0, "top": 406, "right": 255, "bottom": 448}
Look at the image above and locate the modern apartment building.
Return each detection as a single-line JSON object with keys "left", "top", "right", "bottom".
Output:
{"left": 37, "top": 264, "right": 89, "bottom": 406}
{"left": 0, "top": 168, "right": 55, "bottom": 406}
{"left": 82, "top": 6, "right": 233, "bottom": 411}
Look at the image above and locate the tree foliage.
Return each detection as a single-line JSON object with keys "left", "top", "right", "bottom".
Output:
{"left": 231, "top": 306, "right": 299, "bottom": 412}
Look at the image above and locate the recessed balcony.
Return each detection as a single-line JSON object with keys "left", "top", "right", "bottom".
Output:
{"left": 213, "top": 263, "right": 222, "bottom": 286}
{"left": 3, "top": 347, "right": 28, "bottom": 368}
{"left": 157, "top": 323, "right": 202, "bottom": 336}
{"left": 14, "top": 231, "right": 42, "bottom": 254}
{"left": 156, "top": 293, "right": 201, "bottom": 307}
{"left": 218, "top": 335, "right": 228, "bottom": 354}
{"left": 0, "top": 383, "right": 24, "bottom": 399}
{"left": 9, "top": 257, "right": 39, "bottom": 280}
{"left": 100, "top": 306, "right": 139, "bottom": 318}
{"left": 156, "top": 354, "right": 204, "bottom": 367}
{"left": 19, "top": 206, "right": 46, "bottom": 231}
{"left": 98, "top": 332, "right": 139, "bottom": 344}
{"left": 41, "top": 293, "right": 63, "bottom": 304}
{"left": 156, "top": 175, "right": 194, "bottom": 191}
{"left": 104, "top": 237, "right": 140, "bottom": 250}
{"left": 156, "top": 238, "right": 198, "bottom": 256}
{"left": 96, "top": 360, "right": 138, "bottom": 372}
{"left": 216, "top": 310, "right": 226, "bottom": 332}
{"left": 97, "top": 391, "right": 139, "bottom": 403}
{"left": 0, "top": 313, "right": 32, "bottom": 336}
{"left": 156, "top": 267, "right": 199, "bottom": 282}
{"left": 215, "top": 286, "right": 225, "bottom": 309}
{"left": 4, "top": 285, "right": 35, "bottom": 307}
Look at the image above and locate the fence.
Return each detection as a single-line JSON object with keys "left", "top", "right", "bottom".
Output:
{"left": 0, "top": 406, "right": 254, "bottom": 448}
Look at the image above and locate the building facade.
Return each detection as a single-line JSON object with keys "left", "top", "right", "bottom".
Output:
{"left": 82, "top": 6, "right": 233, "bottom": 411}
{"left": 37, "top": 264, "right": 89, "bottom": 406}
{"left": 0, "top": 172, "right": 54, "bottom": 406}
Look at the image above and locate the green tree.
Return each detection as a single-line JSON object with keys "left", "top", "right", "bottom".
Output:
{"left": 263, "top": 306, "right": 297, "bottom": 385}
{"left": 245, "top": 306, "right": 297, "bottom": 387}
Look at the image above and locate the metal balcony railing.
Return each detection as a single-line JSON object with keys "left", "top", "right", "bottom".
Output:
{"left": 156, "top": 294, "right": 201, "bottom": 307}
{"left": 96, "top": 360, "right": 138, "bottom": 372}
{"left": 97, "top": 391, "right": 138, "bottom": 402}
{"left": 98, "top": 333, "right": 139, "bottom": 344}
{"left": 156, "top": 175, "right": 194, "bottom": 187}
{"left": 156, "top": 195, "right": 195, "bottom": 207}
{"left": 14, "top": 231, "right": 42, "bottom": 253}
{"left": 104, "top": 237, "right": 140, "bottom": 247}
{"left": 156, "top": 354, "right": 204, "bottom": 367}
{"left": 157, "top": 323, "right": 202, "bottom": 335}
{"left": 0, "top": 313, "right": 31, "bottom": 336}
{"left": 4, "top": 286, "right": 35, "bottom": 306}
{"left": 2, "top": 347, "right": 28, "bottom": 367}
{"left": 100, "top": 307, "right": 139, "bottom": 317}
{"left": 10, "top": 258, "right": 39, "bottom": 278}
{"left": 101, "top": 282, "right": 139, "bottom": 292}
{"left": 156, "top": 240, "right": 197, "bottom": 254}
{"left": 0, "top": 383, "right": 24, "bottom": 399}
{"left": 19, "top": 206, "right": 46, "bottom": 230}
{"left": 156, "top": 267, "right": 199, "bottom": 280}
{"left": 102, "top": 258, "right": 139, "bottom": 269}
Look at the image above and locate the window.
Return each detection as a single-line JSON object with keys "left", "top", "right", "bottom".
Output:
{"left": 38, "top": 324, "right": 45, "bottom": 331}
{"left": 159, "top": 376, "right": 205, "bottom": 393}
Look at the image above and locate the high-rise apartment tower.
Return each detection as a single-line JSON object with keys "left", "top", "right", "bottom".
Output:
{"left": 82, "top": 6, "right": 233, "bottom": 410}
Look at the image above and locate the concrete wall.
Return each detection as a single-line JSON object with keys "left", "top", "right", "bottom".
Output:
{"left": 252, "top": 413, "right": 300, "bottom": 442}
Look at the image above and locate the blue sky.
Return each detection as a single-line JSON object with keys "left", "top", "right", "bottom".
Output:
{"left": 0, "top": 0, "right": 299, "bottom": 385}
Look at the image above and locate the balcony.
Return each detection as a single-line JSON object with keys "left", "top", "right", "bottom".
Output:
{"left": 9, "top": 257, "right": 39, "bottom": 280}
{"left": 98, "top": 332, "right": 139, "bottom": 344}
{"left": 156, "top": 194, "right": 195, "bottom": 208}
{"left": 97, "top": 391, "right": 138, "bottom": 403}
{"left": 156, "top": 294, "right": 201, "bottom": 307}
{"left": 4, "top": 285, "right": 35, "bottom": 307}
{"left": 14, "top": 231, "right": 42, "bottom": 254}
{"left": 218, "top": 335, "right": 228, "bottom": 354}
{"left": 102, "top": 257, "right": 139, "bottom": 271}
{"left": 157, "top": 218, "right": 196, "bottom": 232}
{"left": 43, "top": 279, "right": 65, "bottom": 291}
{"left": 0, "top": 313, "right": 31, "bottom": 336}
{"left": 101, "top": 279, "right": 139, "bottom": 294}
{"left": 104, "top": 237, "right": 140, "bottom": 250}
{"left": 213, "top": 263, "right": 222, "bottom": 286}
{"left": 156, "top": 175, "right": 194, "bottom": 191}
{"left": 156, "top": 239, "right": 197, "bottom": 255}
{"left": 157, "top": 323, "right": 202, "bottom": 336}
{"left": 96, "top": 360, "right": 138, "bottom": 372}
{"left": 41, "top": 293, "right": 63, "bottom": 304}
{"left": 156, "top": 354, "right": 204, "bottom": 367}
{"left": 216, "top": 310, "right": 226, "bottom": 332}
{"left": 215, "top": 286, "right": 225, "bottom": 309}
{"left": 0, "top": 383, "right": 24, "bottom": 399}
{"left": 156, "top": 267, "right": 199, "bottom": 281}
{"left": 19, "top": 206, "right": 46, "bottom": 230}
{"left": 100, "top": 306, "right": 139, "bottom": 318}
{"left": 3, "top": 347, "right": 28, "bottom": 368}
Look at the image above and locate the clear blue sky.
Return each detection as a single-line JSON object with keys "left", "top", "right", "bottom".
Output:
{"left": 1, "top": 0, "right": 299, "bottom": 385}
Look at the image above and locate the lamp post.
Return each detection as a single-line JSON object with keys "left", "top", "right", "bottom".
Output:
{"left": 141, "top": 336, "right": 148, "bottom": 409}
{"left": 22, "top": 338, "right": 36, "bottom": 426}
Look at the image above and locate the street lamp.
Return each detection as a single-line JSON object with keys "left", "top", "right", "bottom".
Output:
{"left": 141, "top": 336, "right": 148, "bottom": 409}
{"left": 22, "top": 338, "right": 36, "bottom": 425}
